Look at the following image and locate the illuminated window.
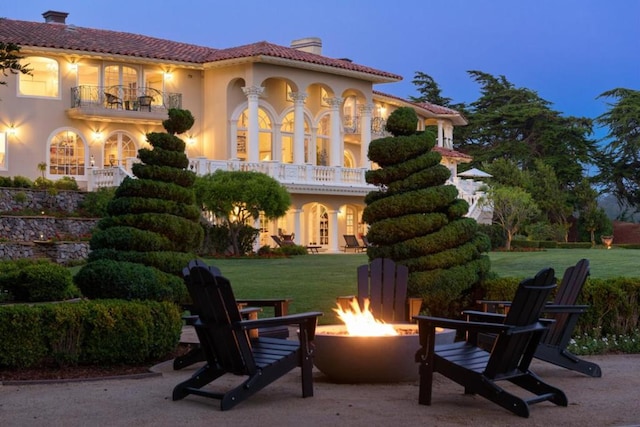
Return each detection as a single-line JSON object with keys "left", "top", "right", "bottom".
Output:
{"left": 104, "top": 132, "right": 138, "bottom": 168}
{"left": 316, "top": 115, "right": 331, "bottom": 165}
{"left": 19, "top": 56, "right": 59, "bottom": 98}
{"left": 281, "top": 112, "right": 310, "bottom": 163}
{"left": 236, "top": 108, "right": 273, "bottom": 161}
{"left": 49, "top": 130, "right": 86, "bottom": 176}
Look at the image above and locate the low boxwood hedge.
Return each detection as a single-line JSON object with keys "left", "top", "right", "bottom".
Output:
{"left": 478, "top": 275, "right": 640, "bottom": 337}
{"left": 0, "top": 299, "right": 182, "bottom": 368}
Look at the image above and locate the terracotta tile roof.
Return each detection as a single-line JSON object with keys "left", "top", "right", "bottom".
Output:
{"left": 432, "top": 146, "right": 472, "bottom": 161}
{"left": 0, "top": 18, "right": 216, "bottom": 63}
{"left": 373, "top": 90, "right": 461, "bottom": 115}
{"left": 0, "top": 17, "right": 401, "bottom": 80}
{"left": 204, "top": 41, "right": 401, "bottom": 80}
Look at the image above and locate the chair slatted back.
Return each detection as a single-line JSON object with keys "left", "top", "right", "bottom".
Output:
{"left": 344, "top": 235, "right": 360, "bottom": 247}
{"left": 544, "top": 259, "right": 590, "bottom": 345}
{"left": 183, "top": 261, "right": 256, "bottom": 375}
{"left": 357, "top": 258, "right": 409, "bottom": 323}
{"left": 485, "top": 268, "right": 556, "bottom": 378}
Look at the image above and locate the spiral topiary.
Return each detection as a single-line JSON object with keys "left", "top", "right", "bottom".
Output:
{"left": 363, "top": 107, "right": 491, "bottom": 317}
{"left": 75, "top": 109, "right": 203, "bottom": 303}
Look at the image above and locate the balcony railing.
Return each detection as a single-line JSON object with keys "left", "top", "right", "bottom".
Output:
{"left": 342, "top": 115, "right": 390, "bottom": 137}
{"left": 70, "top": 85, "right": 182, "bottom": 111}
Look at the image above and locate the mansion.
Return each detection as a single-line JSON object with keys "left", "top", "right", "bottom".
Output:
{"left": 0, "top": 10, "right": 489, "bottom": 253}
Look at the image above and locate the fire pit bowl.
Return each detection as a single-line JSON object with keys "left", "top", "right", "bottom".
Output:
{"left": 313, "top": 324, "right": 455, "bottom": 383}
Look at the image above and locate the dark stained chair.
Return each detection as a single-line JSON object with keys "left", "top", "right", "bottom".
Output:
{"left": 137, "top": 95, "right": 153, "bottom": 112}
{"left": 414, "top": 267, "right": 568, "bottom": 418}
{"left": 173, "top": 263, "right": 292, "bottom": 370}
{"left": 173, "top": 260, "right": 322, "bottom": 410}
{"left": 342, "top": 234, "right": 366, "bottom": 252}
{"left": 271, "top": 235, "right": 294, "bottom": 247}
{"left": 337, "top": 258, "right": 422, "bottom": 323}
{"left": 104, "top": 92, "right": 123, "bottom": 109}
{"left": 477, "top": 259, "right": 600, "bottom": 377}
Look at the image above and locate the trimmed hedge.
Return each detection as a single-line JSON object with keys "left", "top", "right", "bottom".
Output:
{"left": 0, "top": 259, "right": 80, "bottom": 302}
{"left": 0, "top": 300, "right": 182, "bottom": 368}
{"left": 478, "top": 275, "right": 640, "bottom": 337}
{"left": 74, "top": 259, "right": 188, "bottom": 303}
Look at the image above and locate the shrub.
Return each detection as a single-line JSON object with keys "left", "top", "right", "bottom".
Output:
{"left": 384, "top": 106, "right": 418, "bottom": 136}
{"left": 74, "top": 259, "right": 187, "bottom": 303}
{"left": 0, "top": 300, "right": 182, "bottom": 368}
{"left": 12, "top": 175, "right": 33, "bottom": 188}
{"left": 0, "top": 176, "right": 12, "bottom": 187}
{"left": 54, "top": 176, "right": 80, "bottom": 191}
{"left": 275, "top": 244, "right": 308, "bottom": 256}
{"left": 78, "top": 187, "right": 115, "bottom": 217}
{"left": 0, "top": 259, "right": 78, "bottom": 302}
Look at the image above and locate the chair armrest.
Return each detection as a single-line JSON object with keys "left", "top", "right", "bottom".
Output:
{"left": 463, "top": 310, "right": 507, "bottom": 322}
{"left": 413, "top": 315, "right": 511, "bottom": 335}
{"left": 238, "top": 311, "right": 323, "bottom": 331}
{"left": 543, "top": 304, "right": 590, "bottom": 314}
{"left": 237, "top": 298, "right": 292, "bottom": 317}
{"left": 476, "top": 299, "right": 512, "bottom": 312}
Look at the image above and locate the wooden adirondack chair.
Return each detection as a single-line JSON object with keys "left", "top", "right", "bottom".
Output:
{"left": 414, "top": 268, "right": 568, "bottom": 418}
{"left": 173, "top": 260, "right": 322, "bottom": 410}
{"left": 337, "top": 258, "right": 422, "bottom": 323}
{"left": 173, "top": 262, "right": 293, "bottom": 370}
{"left": 477, "top": 259, "right": 601, "bottom": 377}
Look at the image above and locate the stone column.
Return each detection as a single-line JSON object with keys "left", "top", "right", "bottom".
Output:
{"left": 242, "top": 86, "right": 264, "bottom": 163}
{"left": 291, "top": 92, "right": 308, "bottom": 165}
{"left": 437, "top": 119, "right": 444, "bottom": 147}
{"left": 328, "top": 209, "right": 340, "bottom": 253}
{"left": 326, "top": 97, "right": 344, "bottom": 166}
{"left": 292, "top": 208, "right": 302, "bottom": 245}
{"left": 359, "top": 103, "right": 374, "bottom": 168}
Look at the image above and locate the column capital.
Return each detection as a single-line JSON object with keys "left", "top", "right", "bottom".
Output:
{"left": 242, "top": 85, "right": 265, "bottom": 99}
{"left": 290, "top": 92, "right": 308, "bottom": 104}
{"left": 359, "top": 103, "right": 374, "bottom": 115}
{"left": 324, "top": 96, "right": 344, "bottom": 109}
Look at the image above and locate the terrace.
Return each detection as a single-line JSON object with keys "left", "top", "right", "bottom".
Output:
{"left": 67, "top": 85, "right": 182, "bottom": 125}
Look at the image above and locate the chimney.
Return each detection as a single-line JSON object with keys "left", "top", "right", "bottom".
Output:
{"left": 290, "top": 37, "right": 322, "bottom": 55}
{"left": 42, "top": 10, "right": 69, "bottom": 24}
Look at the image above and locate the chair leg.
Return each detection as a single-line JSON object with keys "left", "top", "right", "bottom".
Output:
{"left": 173, "top": 345, "right": 205, "bottom": 370}
{"left": 535, "top": 345, "right": 602, "bottom": 377}
{"left": 510, "top": 372, "right": 568, "bottom": 407}
{"left": 172, "top": 364, "right": 225, "bottom": 401}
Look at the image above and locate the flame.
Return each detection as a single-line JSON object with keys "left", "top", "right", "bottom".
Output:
{"left": 333, "top": 298, "right": 399, "bottom": 336}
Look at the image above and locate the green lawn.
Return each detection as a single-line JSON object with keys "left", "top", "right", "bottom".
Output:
{"left": 205, "top": 248, "right": 640, "bottom": 324}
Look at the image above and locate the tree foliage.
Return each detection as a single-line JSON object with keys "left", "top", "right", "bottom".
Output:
{"left": 0, "top": 42, "right": 31, "bottom": 87}
{"left": 452, "top": 71, "right": 596, "bottom": 191}
{"left": 193, "top": 170, "right": 291, "bottom": 256}
{"left": 483, "top": 186, "right": 540, "bottom": 251}
{"left": 364, "top": 122, "right": 490, "bottom": 317}
{"left": 593, "top": 88, "right": 640, "bottom": 207}
{"left": 409, "top": 72, "right": 452, "bottom": 106}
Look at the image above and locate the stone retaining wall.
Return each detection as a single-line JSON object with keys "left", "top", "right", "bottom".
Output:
{"left": 0, "top": 241, "right": 90, "bottom": 264}
{"left": 0, "top": 216, "right": 98, "bottom": 242}
{"left": 0, "top": 188, "right": 85, "bottom": 213}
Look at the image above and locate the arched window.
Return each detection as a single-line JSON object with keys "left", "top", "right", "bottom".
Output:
{"left": 281, "top": 112, "right": 310, "bottom": 163}
{"left": 236, "top": 107, "right": 273, "bottom": 161}
{"left": 316, "top": 115, "right": 331, "bottom": 166}
{"left": 49, "top": 130, "right": 86, "bottom": 177}
{"left": 19, "top": 56, "right": 59, "bottom": 98}
{"left": 103, "top": 132, "right": 138, "bottom": 168}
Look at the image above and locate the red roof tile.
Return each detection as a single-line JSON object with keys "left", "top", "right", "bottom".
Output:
{"left": 0, "top": 17, "right": 400, "bottom": 80}
{"left": 432, "top": 146, "right": 472, "bottom": 161}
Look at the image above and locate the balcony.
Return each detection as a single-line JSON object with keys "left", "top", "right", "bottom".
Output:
{"left": 67, "top": 85, "right": 182, "bottom": 125}
{"left": 342, "top": 115, "right": 390, "bottom": 137}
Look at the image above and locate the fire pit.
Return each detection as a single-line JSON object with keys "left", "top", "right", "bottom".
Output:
{"left": 313, "top": 299, "right": 455, "bottom": 383}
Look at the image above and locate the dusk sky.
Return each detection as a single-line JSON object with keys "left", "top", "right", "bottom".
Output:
{"left": 3, "top": 1, "right": 639, "bottom": 134}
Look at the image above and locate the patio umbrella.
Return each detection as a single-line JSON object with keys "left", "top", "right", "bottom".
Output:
{"left": 457, "top": 168, "right": 492, "bottom": 178}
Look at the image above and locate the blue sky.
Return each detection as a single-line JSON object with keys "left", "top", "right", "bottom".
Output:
{"left": 3, "top": 1, "right": 638, "bottom": 127}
